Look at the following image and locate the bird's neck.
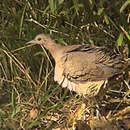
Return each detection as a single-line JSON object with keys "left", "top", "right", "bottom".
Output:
{"left": 44, "top": 39, "right": 63, "bottom": 61}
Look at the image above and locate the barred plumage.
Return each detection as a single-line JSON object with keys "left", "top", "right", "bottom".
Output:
{"left": 27, "top": 34, "right": 128, "bottom": 97}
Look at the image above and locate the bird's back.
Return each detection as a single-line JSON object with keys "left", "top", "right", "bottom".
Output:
{"left": 62, "top": 45, "right": 126, "bottom": 82}
{"left": 54, "top": 44, "right": 127, "bottom": 96}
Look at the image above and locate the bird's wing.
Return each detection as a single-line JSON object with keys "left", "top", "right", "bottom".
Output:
{"left": 61, "top": 45, "right": 124, "bottom": 83}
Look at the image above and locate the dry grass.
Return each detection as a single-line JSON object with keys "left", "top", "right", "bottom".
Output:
{"left": 0, "top": 0, "right": 130, "bottom": 129}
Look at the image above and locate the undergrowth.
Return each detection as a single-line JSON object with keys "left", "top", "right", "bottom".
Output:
{"left": 0, "top": 0, "right": 130, "bottom": 129}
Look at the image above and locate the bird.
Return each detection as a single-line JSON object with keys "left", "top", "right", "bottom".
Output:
{"left": 27, "top": 34, "right": 128, "bottom": 98}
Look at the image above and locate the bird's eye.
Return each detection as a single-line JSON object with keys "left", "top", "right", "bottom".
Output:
{"left": 37, "top": 38, "right": 41, "bottom": 41}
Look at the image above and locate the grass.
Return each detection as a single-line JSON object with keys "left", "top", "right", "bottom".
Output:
{"left": 0, "top": 0, "right": 130, "bottom": 129}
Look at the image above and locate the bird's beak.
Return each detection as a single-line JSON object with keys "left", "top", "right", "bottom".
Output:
{"left": 26, "top": 40, "right": 36, "bottom": 44}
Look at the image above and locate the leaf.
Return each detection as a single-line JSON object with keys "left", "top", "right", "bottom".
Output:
{"left": 104, "top": 15, "right": 109, "bottom": 24}
{"left": 89, "top": 0, "right": 93, "bottom": 5}
{"left": 97, "top": 8, "right": 104, "bottom": 16}
{"left": 120, "top": 26, "right": 130, "bottom": 41}
{"left": 19, "top": 2, "right": 27, "bottom": 38}
{"left": 117, "top": 33, "right": 124, "bottom": 46}
{"left": 11, "top": 89, "right": 16, "bottom": 111}
{"left": 49, "top": 0, "right": 56, "bottom": 13}
{"left": 58, "top": 0, "right": 64, "bottom": 5}
{"left": 120, "top": 0, "right": 130, "bottom": 13}
{"left": 72, "top": 0, "right": 83, "bottom": 15}
{"left": 11, "top": 106, "right": 21, "bottom": 118}
{"left": 58, "top": 38, "right": 68, "bottom": 45}
{"left": 28, "top": 120, "right": 40, "bottom": 129}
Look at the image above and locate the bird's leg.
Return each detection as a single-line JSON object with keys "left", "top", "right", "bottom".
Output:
{"left": 86, "top": 97, "right": 101, "bottom": 120}
{"left": 92, "top": 80, "right": 110, "bottom": 120}
{"left": 91, "top": 80, "right": 108, "bottom": 118}
{"left": 97, "top": 80, "right": 108, "bottom": 100}
{"left": 82, "top": 96, "right": 101, "bottom": 120}
{"left": 82, "top": 80, "right": 108, "bottom": 120}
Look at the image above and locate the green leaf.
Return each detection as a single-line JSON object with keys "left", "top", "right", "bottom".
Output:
{"left": 72, "top": 0, "right": 83, "bottom": 15}
{"left": 57, "top": 38, "right": 68, "bottom": 45}
{"left": 49, "top": 0, "right": 56, "bottom": 13}
{"left": 117, "top": 33, "right": 124, "bottom": 46}
{"left": 11, "top": 89, "right": 16, "bottom": 111}
{"left": 11, "top": 106, "right": 22, "bottom": 118}
{"left": 88, "top": 0, "right": 93, "bottom": 5}
{"left": 58, "top": 0, "right": 64, "bottom": 4}
{"left": 28, "top": 120, "right": 40, "bottom": 129}
{"left": 19, "top": 2, "right": 27, "bottom": 38}
{"left": 120, "top": 26, "right": 130, "bottom": 41}
{"left": 97, "top": 8, "right": 104, "bottom": 16}
{"left": 104, "top": 15, "right": 109, "bottom": 24}
{"left": 120, "top": 0, "right": 130, "bottom": 13}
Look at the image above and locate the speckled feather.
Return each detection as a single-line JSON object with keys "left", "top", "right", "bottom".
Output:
{"left": 61, "top": 45, "right": 126, "bottom": 82}
{"left": 27, "top": 34, "right": 127, "bottom": 97}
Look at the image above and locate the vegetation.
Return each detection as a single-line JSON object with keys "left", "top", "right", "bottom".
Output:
{"left": 0, "top": 0, "right": 130, "bottom": 129}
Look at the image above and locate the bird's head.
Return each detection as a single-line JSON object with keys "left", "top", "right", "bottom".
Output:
{"left": 26, "top": 34, "right": 52, "bottom": 46}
